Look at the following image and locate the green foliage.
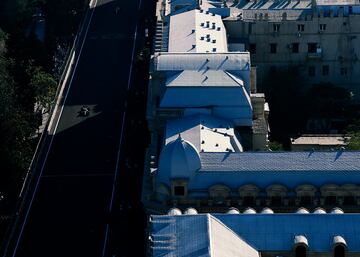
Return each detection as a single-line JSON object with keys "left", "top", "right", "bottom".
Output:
{"left": 29, "top": 66, "right": 57, "bottom": 110}
{"left": 347, "top": 132, "right": 360, "bottom": 150}
{"left": 0, "top": 28, "right": 34, "bottom": 176}
{"left": 268, "top": 141, "right": 283, "bottom": 151}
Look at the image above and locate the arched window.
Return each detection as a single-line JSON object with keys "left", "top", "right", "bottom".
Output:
{"left": 295, "top": 245, "right": 307, "bottom": 257}
{"left": 334, "top": 244, "right": 345, "bottom": 257}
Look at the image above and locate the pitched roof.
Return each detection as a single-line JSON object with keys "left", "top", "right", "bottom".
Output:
{"left": 151, "top": 214, "right": 260, "bottom": 257}
{"left": 151, "top": 213, "right": 360, "bottom": 254}
{"left": 166, "top": 70, "right": 244, "bottom": 87}
{"left": 153, "top": 52, "right": 251, "bottom": 71}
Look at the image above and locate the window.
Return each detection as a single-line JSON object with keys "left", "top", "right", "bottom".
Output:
{"left": 243, "top": 196, "right": 255, "bottom": 205}
{"left": 340, "top": 67, "right": 348, "bottom": 76}
{"left": 334, "top": 245, "right": 345, "bottom": 257}
{"left": 325, "top": 195, "right": 337, "bottom": 205}
{"left": 298, "top": 24, "right": 305, "bottom": 32}
{"left": 308, "top": 66, "right": 315, "bottom": 77}
{"left": 270, "top": 43, "right": 277, "bottom": 53}
{"left": 273, "top": 24, "right": 280, "bottom": 32}
{"left": 249, "top": 43, "right": 256, "bottom": 54}
{"left": 343, "top": 196, "right": 355, "bottom": 205}
{"left": 271, "top": 196, "right": 282, "bottom": 205}
{"left": 308, "top": 43, "right": 317, "bottom": 53}
{"left": 292, "top": 43, "right": 299, "bottom": 53}
{"left": 300, "top": 196, "right": 312, "bottom": 205}
{"left": 174, "top": 186, "right": 185, "bottom": 196}
{"left": 319, "top": 24, "right": 327, "bottom": 31}
{"left": 322, "top": 65, "right": 329, "bottom": 76}
{"left": 295, "top": 245, "right": 307, "bottom": 257}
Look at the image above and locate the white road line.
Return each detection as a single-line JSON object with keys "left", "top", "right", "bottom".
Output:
{"left": 10, "top": 1, "right": 98, "bottom": 256}
{"left": 42, "top": 173, "right": 114, "bottom": 178}
{"left": 101, "top": 0, "right": 142, "bottom": 255}
{"left": 127, "top": 26, "right": 138, "bottom": 90}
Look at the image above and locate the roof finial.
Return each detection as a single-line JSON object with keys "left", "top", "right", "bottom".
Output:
{"left": 177, "top": 133, "right": 182, "bottom": 140}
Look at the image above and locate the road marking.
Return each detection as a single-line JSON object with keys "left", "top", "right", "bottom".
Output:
{"left": 101, "top": 0, "right": 142, "bottom": 255}
{"left": 42, "top": 173, "right": 114, "bottom": 178}
{"left": 10, "top": 1, "right": 98, "bottom": 256}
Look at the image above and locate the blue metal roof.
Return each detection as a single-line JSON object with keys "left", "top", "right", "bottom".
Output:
{"left": 151, "top": 213, "right": 360, "bottom": 253}
{"left": 157, "top": 151, "right": 360, "bottom": 189}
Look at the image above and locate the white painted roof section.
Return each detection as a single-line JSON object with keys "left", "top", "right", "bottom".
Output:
{"left": 166, "top": 70, "right": 244, "bottom": 87}
{"left": 316, "top": 0, "right": 359, "bottom": 5}
{"left": 291, "top": 135, "right": 348, "bottom": 146}
{"left": 154, "top": 52, "right": 251, "bottom": 71}
{"left": 209, "top": 215, "right": 260, "bottom": 257}
{"left": 169, "top": 9, "right": 227, "bottom": 53}
{"left": 165, "top": 114, "right": 243, "bottom": 153}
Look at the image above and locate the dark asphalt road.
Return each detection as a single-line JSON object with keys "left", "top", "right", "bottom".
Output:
{"left": 3, "top": 0, "right": 152, "bottom": 256}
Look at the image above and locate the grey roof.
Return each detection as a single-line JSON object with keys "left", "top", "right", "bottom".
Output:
{"left": 153, "top": 52, "right": 251, "bottom": 71}
{"left": 151, "top": 213, "right": 360, "bottom": 254}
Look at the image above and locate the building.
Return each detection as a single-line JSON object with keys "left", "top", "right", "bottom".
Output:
{"left": 291, "top": 134, "right": 349, "bottom": 151}
{"left": 149, "top": 211, "right": 357, "bottom": 257}
{"left": 222, "top": 0, "right": 360, "bottom": 98}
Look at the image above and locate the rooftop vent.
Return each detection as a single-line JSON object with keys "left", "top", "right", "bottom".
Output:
{"left": 227, "top": 207, "right": 240, "bottom": 214}
{"left": 201, "top": 140, "right": 205, "bottom": 144}
{"left": 207, "top": 38, "right": 211, "bottom": 42}
{"left": 206, "top": 34, "right": 210, "bottom": 38}
{"left": 167, "top": 208, "right": 182, "bottom": 215}
{"left": 212, "top": 13, "right": 215, "bottom": 16}
{"left": 212, "top": 48, "right": 217, "bottom": 52}
{"left": 243, "top": 207, "right": 257, "bottom": 214}
{"left": 200, "top": 22, "right": 204, "bottom": 26}
{"left": 313, "top": 207, "right": 326, "bottom": 214}
{"left": 217, "top": 27, "right": 221, "bottom": 31}
{"left": 212, "top": 39, "right": 216, "bottom": 43}
{"left": 200, "top": 9, "right": 204, "bottom": 13}
{"left": 331, "top": 207, "right": 344, "bottom": 214}
{"left": 261, "top": 207, "right": 274, "bottom": 214}
{"left": 184, "top": 208, "right": 198, "bottom": 215}
{"left": 200, "top": 36, "right": 204, "bottom": 40}
{"left": 206, "top": 11, "right": 209, "bottom": 14}
{"left": 296, "top": 207, "right": 310, "bottom": 214}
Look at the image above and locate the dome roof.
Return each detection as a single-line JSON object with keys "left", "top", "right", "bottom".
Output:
{"left": 159, "top": 135, "right": 201, "bottom": 179}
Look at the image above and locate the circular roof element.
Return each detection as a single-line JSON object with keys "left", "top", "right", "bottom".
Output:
{"left": 331, "top": 207, "right": 344, "bottom": 214}
{"left": 313, "top": 207, "right": 326, "bottom": 214}
{"left": 159, "top": 135, "right": 201, "bottom": 179}
{"left": 243, "top": 207, "right": 257, "bottom": 214}
{"left": 294, "top": 235, "right": 309, "bottom": 247}
{"left": 184, "top": 208, "right": 198, "bottom": 215}
{"left": 227, "top": 207, "right": 240, "bottom": 214}
{"left": 167, "top": 208, "right": 182, "bottom": 216}
{"left": 261, "top": 207, "right": 274, "bottom": 214}
{"left": 333, "top": 235, "right": 347, "bottom": 247}
{"left": 296, "top": 207, "right": 310, "bottom": 214}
